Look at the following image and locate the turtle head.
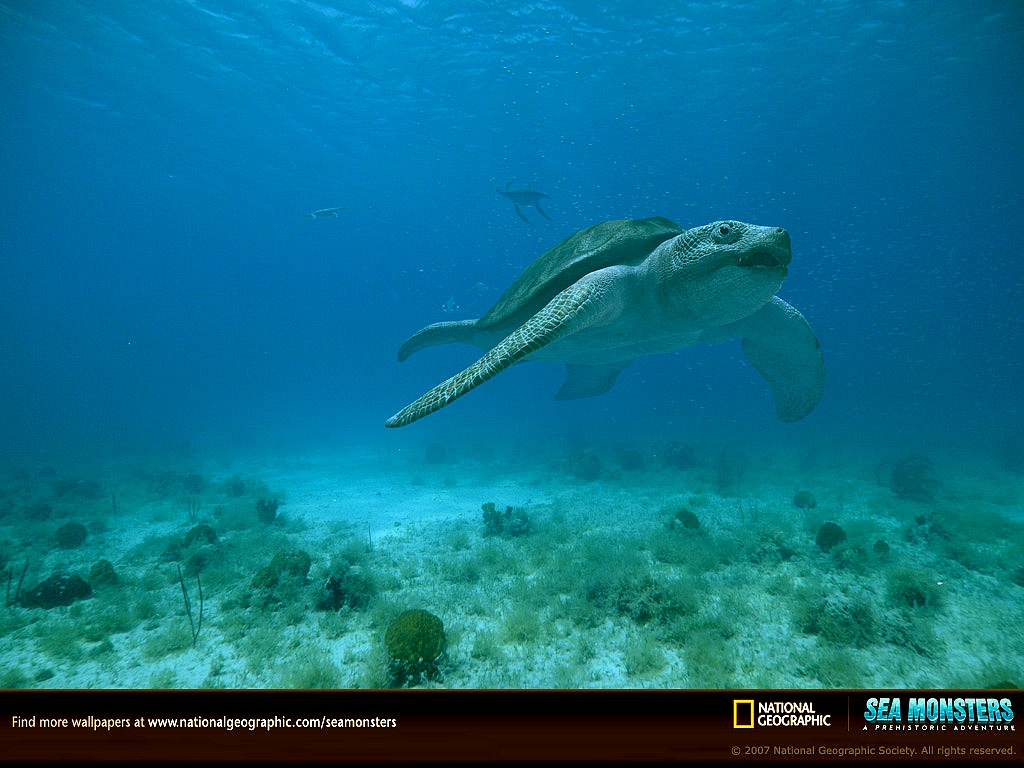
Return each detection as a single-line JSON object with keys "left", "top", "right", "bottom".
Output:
{"left": 653, "top": 220, "right": 792, "bottom": 326}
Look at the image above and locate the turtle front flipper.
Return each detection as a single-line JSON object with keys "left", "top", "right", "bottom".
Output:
{"left": 737, "top": 297, "right": 825, "bottom": 422}
{"left": 386, "top": 277, "right": 613, "bottom": 428}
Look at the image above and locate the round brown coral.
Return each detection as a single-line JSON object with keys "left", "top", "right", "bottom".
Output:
{"left": 384, "top": 609, "right": 446, "bottom": 687}
{"left": 792, "top": 491, "right": 817, "bottom": 510}
{"left": 54, "top": 522, "right": 88, "bottom": 549}
{"left": 816, "top": 521, "right": 847, "bottom": 552}
{"left": 88, "top": 559, "right": 119, "bottom": 588}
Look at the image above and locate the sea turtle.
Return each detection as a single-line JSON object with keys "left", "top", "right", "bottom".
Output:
{"left": 386, "top": 217, "right": 824, "bottom": 428}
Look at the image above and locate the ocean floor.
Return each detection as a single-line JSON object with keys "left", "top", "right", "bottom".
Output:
{"left": 1, "top": 440, "right": 1022, "bottom": 690}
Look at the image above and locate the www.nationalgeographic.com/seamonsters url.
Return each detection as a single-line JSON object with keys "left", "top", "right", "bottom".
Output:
{"left": 10, "top": 715, "right": 398, "bottom": 731}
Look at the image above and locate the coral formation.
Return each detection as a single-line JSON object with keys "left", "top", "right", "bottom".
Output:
{"left": 877, "top": 455, "right": 941, "bottom": 502}
{"left": 384, "top": 609, "right": 446, "bottom": 687}
{"left": 661, "top": 442, "right": 696, "bottom": 470}
{"left": 571, "top": 454, "right": 602, "bottom": 481}
{"left": 792, "top": 491, "right": 816, "bottom": 510}
{"left": 256, "top": 498, "right": 280, "bottom": 524}
{"left": 88, "top": 559, "right": 119, "bottom": 587}
{"left": 224, "top": 475, "right": 247, "bottom": 498}
{"left": 668, "top": 507, "right": 701, "bottom": 531}
{"left": 317, "top": 565, "right": 375, "bottom": 611}
{"left": 183, "top": 524, "right": 218, "bottom": 547}
{"left": 251, "top": 549, "right": 311, "bottom": 590}
{"left": 815, "top": 521, "right": 847, "bottom": 552}
{"left": 54, "top": 522, "right": 88, "bottom": 549}
{"left": 481, "top": 502, "right": 530, "bottom": 537}
{"left": 20, "top": 573, "right": 92, "bottom": 609}
{"left": 163, "top": 524, "right": 221, "bottom": 575}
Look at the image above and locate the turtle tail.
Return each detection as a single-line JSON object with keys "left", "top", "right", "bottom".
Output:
{"left": 397, "top": 320, "right": 480, "bottom": 362}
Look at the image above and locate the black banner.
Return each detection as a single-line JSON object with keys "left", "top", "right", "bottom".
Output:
{"left": 0, "top": 689, "right": 1019, "bottom": 763}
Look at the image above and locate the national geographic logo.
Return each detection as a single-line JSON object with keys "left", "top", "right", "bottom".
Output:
{"left": 734, "top": 700, "right": 831, "bottom": 728}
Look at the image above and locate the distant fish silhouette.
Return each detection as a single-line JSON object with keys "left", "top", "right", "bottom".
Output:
{"left": 497, "top": 181, "right": 551, "bottom": 224}
{"left": 443, "top": 283, "right": 494, "bottom": 313}
{"left": 303, "top": 206, "right": 347, "bottom": 222}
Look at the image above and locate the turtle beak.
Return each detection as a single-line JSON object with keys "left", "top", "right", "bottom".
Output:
{"left": 737, "top": 227, "right": 791, "bottom": 269}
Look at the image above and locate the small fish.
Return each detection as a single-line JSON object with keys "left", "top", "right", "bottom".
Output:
{"left": 303, "top": 206, "right": 347, "bottom": 221}
{"left": 441, "top": 296, "right": 459, "bottom": 313}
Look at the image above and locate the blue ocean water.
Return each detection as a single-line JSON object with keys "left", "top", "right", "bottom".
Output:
{"left": 2, "top": 2, "right": 1024, "bottom": 698}
{"left": 1, "top": 1, "right": 1022, "bottom": 461}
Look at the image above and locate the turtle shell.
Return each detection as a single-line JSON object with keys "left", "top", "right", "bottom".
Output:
{"left": 476, "top": 217, "right": 684, "bottom": 331}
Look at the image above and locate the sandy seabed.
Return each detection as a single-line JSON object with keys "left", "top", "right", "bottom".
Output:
{"left": 1, "top": 440, "right": 1021, "bottom": 691}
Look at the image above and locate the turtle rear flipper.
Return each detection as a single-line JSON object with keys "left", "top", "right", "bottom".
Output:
{"left": 386, "top": 276, "right": 613, "bottom": 428}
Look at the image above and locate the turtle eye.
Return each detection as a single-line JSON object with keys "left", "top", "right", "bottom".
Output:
{"left": 713, "top": 222, "right": 737, "bottom": 243}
